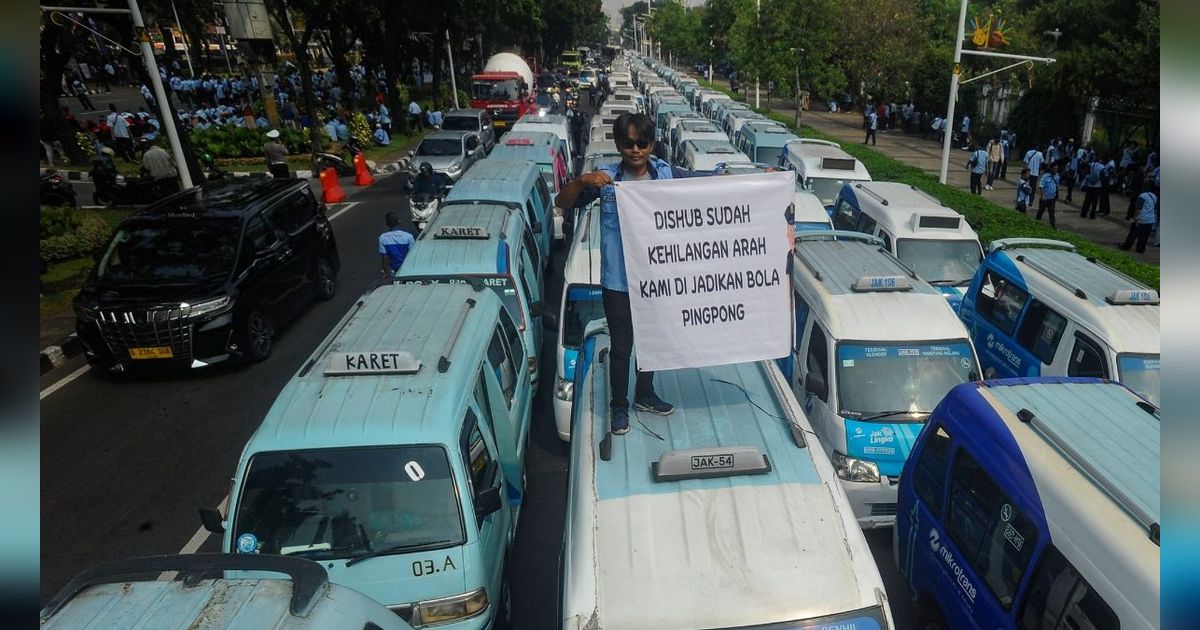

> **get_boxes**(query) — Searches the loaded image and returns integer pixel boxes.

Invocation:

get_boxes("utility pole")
[169,0,193,77]
[754,0,760,108]
[938,0,1055,184]
[129,0,193,188]
[446,30,459,109]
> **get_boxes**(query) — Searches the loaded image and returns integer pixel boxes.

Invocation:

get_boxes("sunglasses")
[617,138,652,150]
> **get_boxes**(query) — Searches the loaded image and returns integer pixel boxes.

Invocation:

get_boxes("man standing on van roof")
[379,212,415,275]
[555,112,712,435]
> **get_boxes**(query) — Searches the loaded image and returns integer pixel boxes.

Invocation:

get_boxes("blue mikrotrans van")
[734,120,800,164]
[395,202,549,384]
[207,282,533,629]
[958,238,1160,405]
[895,377,1159,630]
[444,158,556,256]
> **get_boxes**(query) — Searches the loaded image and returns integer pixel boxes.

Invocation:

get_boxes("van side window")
[1015,300,1068,364]
[912,425,952,516]
[462,411,497,498]
[535,176,551,211]
[833,198,857,230]
[946,448,1039,610]
[975,270,1029,336]
[805,325,829,402]
[1067,333,1109,378]
[521,227,542,272]
[516,257,537,314]
[1018,544,1119,630]
[275,190,316,234]
[487,328,517,406]
[879,231,893,252]
[855,212,878,235]
[244,214,278,253]
[793,291,810,352]
[498,306,524,368]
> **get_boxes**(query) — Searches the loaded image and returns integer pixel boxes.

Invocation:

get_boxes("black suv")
[74,178,340,371]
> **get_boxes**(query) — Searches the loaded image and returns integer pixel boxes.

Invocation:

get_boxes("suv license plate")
[129,346,174,360]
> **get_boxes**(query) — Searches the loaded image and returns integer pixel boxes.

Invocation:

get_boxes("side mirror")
[541,312,559,331]
[804,372,827,399]
[529,301,544,317]
[198,507,225,534]
[532,220,543,233]
[467,148,477,157]
[475,486,502,519]
[407,150,414,158]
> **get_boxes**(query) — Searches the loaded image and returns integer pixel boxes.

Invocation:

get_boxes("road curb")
[40,333,85,376]
[43,158,407,183]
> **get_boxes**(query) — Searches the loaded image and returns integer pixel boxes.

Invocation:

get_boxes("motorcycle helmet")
[419,162,433,176]
[100,147,115,157]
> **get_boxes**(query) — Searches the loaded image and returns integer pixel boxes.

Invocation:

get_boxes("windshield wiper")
[856,409,930,423]
[345,539,457,567]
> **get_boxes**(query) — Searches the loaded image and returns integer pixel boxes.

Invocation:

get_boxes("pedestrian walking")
[1023,145,1044,181]
[1035,163,1060,229]
[72,79,95,111]
[864,109,877,145]
[986,136,1002,189]
[1098,156,1115,216]
[103,61,116,91]
[106,104,134,162]
[958,114,971,149]
[408,99,423,131]
[263,129,290,178]
[1080,157,1104,218]
[1119,183,1158,253]
[552,112,714,435]
[1015,168,1032,213]
[1000,130,1015,179]
[379,212,416,275]
[967,143,988,194]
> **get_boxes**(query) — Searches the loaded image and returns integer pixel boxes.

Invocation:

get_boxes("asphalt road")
[40,111,915,629]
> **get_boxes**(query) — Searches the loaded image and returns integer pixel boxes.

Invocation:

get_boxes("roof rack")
[794,229,884,246]
[41,554,330,622]
[438,297,477,373]
[988,237,1076,254]
[1016,408,1159,545]
[300,298,367,377]
[855,182,889,206]
[1015,254,1088,300]
[785,137,840,148]
[908,185,947,207]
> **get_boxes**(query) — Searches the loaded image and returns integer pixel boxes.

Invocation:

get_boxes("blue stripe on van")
[844,419,921,477]
[496,241,509,274]
[563,348,579,381]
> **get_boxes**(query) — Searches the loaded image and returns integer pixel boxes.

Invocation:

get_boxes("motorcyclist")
[410,162,440,197]
[90,147,119,189]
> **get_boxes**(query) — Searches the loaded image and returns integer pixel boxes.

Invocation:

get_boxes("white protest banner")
[614,171,795,371]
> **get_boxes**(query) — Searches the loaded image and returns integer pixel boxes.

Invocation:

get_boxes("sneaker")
[611,406,630,435]
[634,393,675,416]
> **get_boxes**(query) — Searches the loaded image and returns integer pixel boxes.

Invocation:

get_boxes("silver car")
[406,130,482,185]
[439,108,495,154]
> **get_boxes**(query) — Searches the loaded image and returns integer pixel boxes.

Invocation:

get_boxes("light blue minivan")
[445,158,556,257]
[205,282,532,629]
[395,202,548,385]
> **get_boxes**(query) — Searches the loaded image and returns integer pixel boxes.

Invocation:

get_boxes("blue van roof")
[444,159,540,206]
[246,283,501,451]
[596,360,821,501]
[396,203,516,277]
[981,378,1159,525]
[489,131,560,163]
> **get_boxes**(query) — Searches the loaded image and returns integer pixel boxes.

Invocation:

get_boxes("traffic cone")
[320,166,346,203]
[353,152,375,186]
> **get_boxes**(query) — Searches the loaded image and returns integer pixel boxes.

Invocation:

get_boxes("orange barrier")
[319,166,347,203]
[353,152,375,186]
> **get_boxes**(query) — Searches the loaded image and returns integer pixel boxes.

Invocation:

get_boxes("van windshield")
[895,238,982,286]
[562,285,603,348]
[756,146,783,163]
[396,276,525,327]
[836,342,975,419]
[807,177,854,206]
[232,446,464,561]
[1118,353,1160,406]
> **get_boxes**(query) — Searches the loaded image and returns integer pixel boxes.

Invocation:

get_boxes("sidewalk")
[710,79,1158,266]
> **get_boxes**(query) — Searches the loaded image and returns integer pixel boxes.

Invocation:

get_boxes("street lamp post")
[754,0,760,108]
[129,0,193,188]
[445,30,459,109]
[169,0,193,77]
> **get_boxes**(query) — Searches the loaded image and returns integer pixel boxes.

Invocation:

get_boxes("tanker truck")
[470,53,537,131]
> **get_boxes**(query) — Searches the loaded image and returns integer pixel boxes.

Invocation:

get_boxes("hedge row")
[40,208,112,263]
[695,80,1158,289]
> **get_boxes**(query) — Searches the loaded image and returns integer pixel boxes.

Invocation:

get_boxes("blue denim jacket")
[575,156,709,292]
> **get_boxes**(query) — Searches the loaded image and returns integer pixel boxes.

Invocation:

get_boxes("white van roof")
[980,380,1160,629]
[793,232,969,342]
[564,333,890,630]
[987,240,1159,354]
[846,181,980,241]
[784,138,872,181]
[794,190,834,227]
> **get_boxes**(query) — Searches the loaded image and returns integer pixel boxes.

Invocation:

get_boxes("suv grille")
[92,307,195,363]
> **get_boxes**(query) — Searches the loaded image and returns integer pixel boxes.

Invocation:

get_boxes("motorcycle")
[313,139,364,177]
[40,171,77,207]
[410,177,453,231]
[90,168,180,207]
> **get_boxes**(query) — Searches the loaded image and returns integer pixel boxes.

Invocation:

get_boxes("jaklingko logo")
[929,528,977,603]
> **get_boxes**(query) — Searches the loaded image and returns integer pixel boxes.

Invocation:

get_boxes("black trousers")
[1036,198,1058,229]
[970,172,983,194]
[268,162,290,178]
[1081,187,1100,218]
[602,289,654,410]
[864,128,876,145]
[1000,157,1009,179]
[1098,183,1111,215]
[1121,221,1153,253]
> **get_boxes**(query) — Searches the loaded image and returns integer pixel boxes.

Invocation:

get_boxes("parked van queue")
[52,51,1158,630]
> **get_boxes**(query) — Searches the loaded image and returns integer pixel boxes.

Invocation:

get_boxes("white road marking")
[39,365,90,400]
[41,198,365,401]
[326,200,360,222]
[159,494,229,580]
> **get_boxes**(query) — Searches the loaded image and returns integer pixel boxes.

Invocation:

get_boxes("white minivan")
[779,138,872,210]
[552,202,603,440]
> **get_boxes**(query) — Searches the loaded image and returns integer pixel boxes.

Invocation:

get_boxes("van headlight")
[414,588,489,625]
[831,450,880,483]
[554,376,574,402]
[183,296,232,318]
